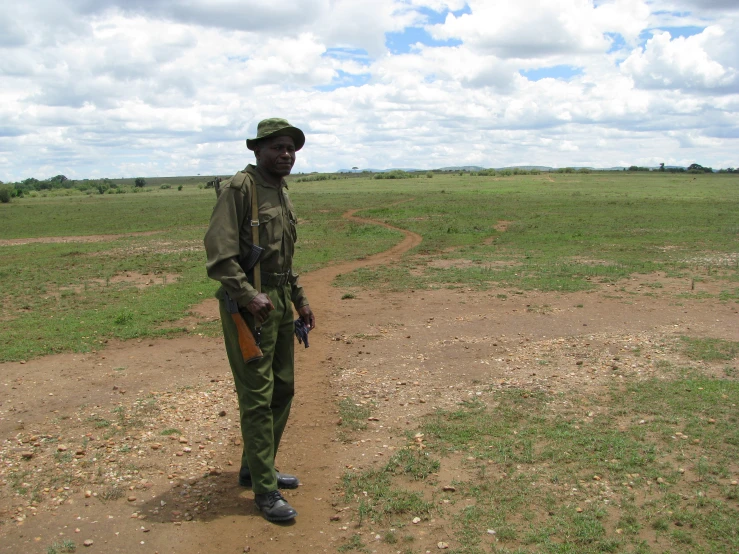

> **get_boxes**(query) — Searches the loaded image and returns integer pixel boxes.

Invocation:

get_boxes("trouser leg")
[218,284,294,494]
[270,285,296,456]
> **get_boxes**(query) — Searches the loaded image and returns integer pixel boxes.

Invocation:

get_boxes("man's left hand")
[298,305,315,330]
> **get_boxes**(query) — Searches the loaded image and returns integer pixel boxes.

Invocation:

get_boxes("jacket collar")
[245,164,288,189]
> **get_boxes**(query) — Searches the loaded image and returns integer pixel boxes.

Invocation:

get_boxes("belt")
[258,271,290,287]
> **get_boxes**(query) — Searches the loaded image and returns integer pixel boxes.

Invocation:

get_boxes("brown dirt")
[0,231,164,247]
[1,211,737,553]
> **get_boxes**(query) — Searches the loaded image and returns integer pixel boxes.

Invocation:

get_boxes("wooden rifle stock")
[231,312,263,363]
[224,291,263,363]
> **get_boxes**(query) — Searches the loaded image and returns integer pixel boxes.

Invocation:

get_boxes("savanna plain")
[0,171,738,554]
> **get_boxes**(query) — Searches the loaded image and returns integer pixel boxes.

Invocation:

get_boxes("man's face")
[255,135,296,179]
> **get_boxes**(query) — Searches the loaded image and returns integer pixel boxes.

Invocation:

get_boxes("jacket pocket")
[258,206,283,250]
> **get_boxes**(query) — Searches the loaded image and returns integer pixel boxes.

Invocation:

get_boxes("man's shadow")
[137,471,296,527]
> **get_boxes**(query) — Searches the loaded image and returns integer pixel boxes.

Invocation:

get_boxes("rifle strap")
[250,178,262,300]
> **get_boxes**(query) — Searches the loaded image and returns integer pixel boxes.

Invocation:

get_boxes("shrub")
[177,185,183,191]
[160,184,171,189]
[0,186,11,203]
[134,177,147,188]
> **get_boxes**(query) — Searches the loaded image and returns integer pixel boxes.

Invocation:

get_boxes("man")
[204,118,315,522]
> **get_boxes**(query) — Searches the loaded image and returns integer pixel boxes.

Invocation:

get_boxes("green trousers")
[218,284,295,494]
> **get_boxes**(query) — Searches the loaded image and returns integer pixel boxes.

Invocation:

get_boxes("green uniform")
[204,164,308,494]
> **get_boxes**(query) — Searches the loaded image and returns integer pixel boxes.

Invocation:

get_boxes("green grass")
[681,337,739,361]
[2,172,737,361]
[0,187,400,361]
[335,172,739,293]
[339,397,371,433]
[342,449,437,525]
[412,377,739,553]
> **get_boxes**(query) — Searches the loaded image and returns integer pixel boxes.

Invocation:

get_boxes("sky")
[1,0,738,181]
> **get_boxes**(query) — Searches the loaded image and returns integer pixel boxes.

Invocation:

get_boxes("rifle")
[222,243,265,363]
[224,290,263,363]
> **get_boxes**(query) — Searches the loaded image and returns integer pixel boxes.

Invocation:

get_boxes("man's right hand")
[246,293,275,324]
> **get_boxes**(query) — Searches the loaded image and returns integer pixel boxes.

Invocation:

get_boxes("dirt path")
[0,231,166,247]
[0,209,422,554]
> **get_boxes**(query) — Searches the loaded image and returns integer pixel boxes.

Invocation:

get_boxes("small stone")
[656,477,665,484]
[127,496,137,502]
[412,517,421,524]
[57,445,68,452]
[442,486,456,492]
[576,507,583,513]
[330,515,340,521]
[83,539,93,547]
[219,410,227,417]
[708,418,716,424]
[182,447,192,453]
[85,491,92,498]
[437,542,449,549]
[730,480,738,486]
[150,444,161,450]
[21,452,34,459]
[178,437,188,444]
[593,475,601,481]
[243,547,251,553]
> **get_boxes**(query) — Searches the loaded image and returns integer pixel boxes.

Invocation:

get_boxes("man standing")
[204,118,315,522]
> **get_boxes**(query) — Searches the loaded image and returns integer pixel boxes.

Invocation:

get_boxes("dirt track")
[1,210,737,553]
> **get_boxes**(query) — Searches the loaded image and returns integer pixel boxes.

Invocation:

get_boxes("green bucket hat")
[246,118,305,151]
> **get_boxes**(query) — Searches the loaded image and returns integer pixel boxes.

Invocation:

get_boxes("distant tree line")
[0,175,153,203]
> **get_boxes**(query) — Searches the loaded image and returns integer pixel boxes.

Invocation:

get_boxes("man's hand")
[246,293,275,324]
[298,305,315,330]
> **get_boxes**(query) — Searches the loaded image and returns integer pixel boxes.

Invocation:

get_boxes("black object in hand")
[294,318,310,348]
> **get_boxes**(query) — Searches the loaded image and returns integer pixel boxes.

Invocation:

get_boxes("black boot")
[254,490,297,522]
[239,467,300,489]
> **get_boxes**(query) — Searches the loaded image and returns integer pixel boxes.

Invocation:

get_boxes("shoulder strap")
[250,180,261,296]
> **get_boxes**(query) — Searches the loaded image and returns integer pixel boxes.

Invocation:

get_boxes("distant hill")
[436,166,486,172]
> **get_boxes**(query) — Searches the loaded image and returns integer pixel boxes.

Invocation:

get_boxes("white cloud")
[428,0,651,59]
[0,0,737,181]
[621,27,737,91]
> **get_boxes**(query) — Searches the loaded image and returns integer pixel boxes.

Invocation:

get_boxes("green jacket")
[204,164,308,309]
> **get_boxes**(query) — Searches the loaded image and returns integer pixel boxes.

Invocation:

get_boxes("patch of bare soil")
[1,211,737,554]
[0,231,164,247]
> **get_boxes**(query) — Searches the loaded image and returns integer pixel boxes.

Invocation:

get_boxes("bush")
[374,170,416,180]
[134,177,147,188]
[177,185,183,191]
[160,184,171,189]
[0,186,11,203]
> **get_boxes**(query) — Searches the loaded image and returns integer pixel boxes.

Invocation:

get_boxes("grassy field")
[1,171,738,552]
[1,172,737,362]
[341,372,739,553]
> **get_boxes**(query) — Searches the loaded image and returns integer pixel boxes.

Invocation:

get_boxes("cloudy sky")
[1,0,738,180]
